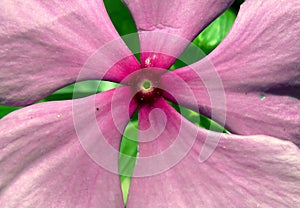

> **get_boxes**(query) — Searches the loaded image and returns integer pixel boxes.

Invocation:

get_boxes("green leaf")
[0,106,21,119]
[194,9,236,54]
[169,42,206,70]
[104,0,137,36]
[103,0,140,60]
[43,81,121,101]
[119,118,138,205]
[170,9,236,70]
[169,102,230,134]
[0,81,120,119]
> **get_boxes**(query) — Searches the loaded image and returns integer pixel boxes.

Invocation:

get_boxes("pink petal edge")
[127,99,300,208]
[0,87,137,207]
[161,0,300,145]
[122,0,234,68]
[0,0,140,106]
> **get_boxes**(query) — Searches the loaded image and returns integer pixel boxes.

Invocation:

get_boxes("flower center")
[125,68,165,105]
[141,79,153,92]
[135,78,162,104]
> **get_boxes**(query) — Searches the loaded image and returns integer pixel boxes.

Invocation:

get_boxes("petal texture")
[0,87,136,207]
[122,0,234,68]
[0,0,139,106]
[162,0,300,144]
[127,101,300,208]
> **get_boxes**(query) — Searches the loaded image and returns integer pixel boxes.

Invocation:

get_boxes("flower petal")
[125,98,198,177]
[161,0,300,145]
[127,101,300,207]
[122,0,234,68]
[0,87,136,207]
[0,0,140,106]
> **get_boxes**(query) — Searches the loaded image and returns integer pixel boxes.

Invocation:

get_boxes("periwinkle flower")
[0,0,300,208]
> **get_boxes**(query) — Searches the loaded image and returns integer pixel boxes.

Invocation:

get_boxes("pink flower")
[0,0,300,207]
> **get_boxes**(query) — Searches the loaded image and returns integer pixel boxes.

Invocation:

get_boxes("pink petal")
[127,100,300,207]
[122,0,234,68]
[0,0,140,106]
[0,87,137,207]
[161,0,300,144]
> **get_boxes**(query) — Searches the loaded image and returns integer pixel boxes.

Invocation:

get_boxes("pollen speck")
[145,57,151,66]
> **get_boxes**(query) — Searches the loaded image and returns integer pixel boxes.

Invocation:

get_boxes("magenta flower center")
[127,68,164,105]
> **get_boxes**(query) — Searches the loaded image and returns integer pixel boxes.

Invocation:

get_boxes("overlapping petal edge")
[161,0,300,145]
[0,0,299,207]
[128,99,300,207]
